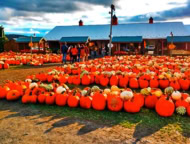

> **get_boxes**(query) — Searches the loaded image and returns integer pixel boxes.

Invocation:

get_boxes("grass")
[27,102,190,137]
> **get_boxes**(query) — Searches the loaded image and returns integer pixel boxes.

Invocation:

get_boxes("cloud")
[125,0,190,22]
[0,0,116,13]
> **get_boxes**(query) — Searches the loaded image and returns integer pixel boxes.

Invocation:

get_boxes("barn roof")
[60,36,89,43]
[44,22,190,41]
[185,25,190,34]
[16,37,44,43]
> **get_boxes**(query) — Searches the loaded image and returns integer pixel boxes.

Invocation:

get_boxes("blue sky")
[0,0,190,36]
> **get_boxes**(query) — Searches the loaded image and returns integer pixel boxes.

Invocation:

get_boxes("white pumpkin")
[29,82,38,89]
[81,90,87,96]
[25,79,32,83]
[120,91,133,101]
[56,86,66,94]
[171,91,182,100]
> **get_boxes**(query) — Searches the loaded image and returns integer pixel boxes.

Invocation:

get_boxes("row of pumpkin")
[0,52,63,69]
[0,80,190,117]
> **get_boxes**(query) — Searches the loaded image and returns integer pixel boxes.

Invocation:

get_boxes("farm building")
[4,34,27,52]
[15,37,47,53]
[44,18,190,55]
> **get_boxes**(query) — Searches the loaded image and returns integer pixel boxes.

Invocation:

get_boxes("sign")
[107,43,113,48]
[29,42,33,47]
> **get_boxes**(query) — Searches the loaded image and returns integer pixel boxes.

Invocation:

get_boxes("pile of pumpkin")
[0,52,62,68]
[28,56,190,91]
[0,80,190,117]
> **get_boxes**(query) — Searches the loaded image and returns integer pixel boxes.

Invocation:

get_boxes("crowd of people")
[61,42,109,64]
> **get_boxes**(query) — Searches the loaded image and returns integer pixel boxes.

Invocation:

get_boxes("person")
[84,44,89,61]
[105,44,109,56]
[102,46,106,57]
[77,44,81,62]
[94,45,98,58]
[71,45,78,63]
[67,45,73,63]
[80,44,85,62]
[61,42,68,64]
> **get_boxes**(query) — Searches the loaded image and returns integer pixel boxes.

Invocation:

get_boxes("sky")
[0,0,190,36]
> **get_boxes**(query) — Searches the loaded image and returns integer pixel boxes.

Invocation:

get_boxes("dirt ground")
[0,64,190,144]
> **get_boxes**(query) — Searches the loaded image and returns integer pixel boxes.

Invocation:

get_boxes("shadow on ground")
[0,99,190,142]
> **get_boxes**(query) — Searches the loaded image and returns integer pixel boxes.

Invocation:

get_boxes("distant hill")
[5,34,28,40]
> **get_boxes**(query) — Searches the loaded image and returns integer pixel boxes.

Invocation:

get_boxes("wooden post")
[186,43,188,51]
[161,40,164,55]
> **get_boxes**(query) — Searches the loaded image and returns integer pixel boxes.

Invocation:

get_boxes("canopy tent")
[112,36,143,43]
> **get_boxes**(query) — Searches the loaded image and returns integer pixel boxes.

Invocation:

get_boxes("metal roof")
[44,22,190,41]
[16,37,44,43]
[185,25,190,34]
[167,36,190,43]
[112,36,142,43]
[60,36,89,43]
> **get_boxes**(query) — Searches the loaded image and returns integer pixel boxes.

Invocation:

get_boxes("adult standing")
[80,44,85,62]
[84,44,89,61]
[67,45,73,63]
[105,44,109,56]
[61,42,68,64]
[71,45,78,63]
[77,44,81,62]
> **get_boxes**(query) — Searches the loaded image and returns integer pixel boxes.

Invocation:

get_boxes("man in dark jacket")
[61,42,68,64]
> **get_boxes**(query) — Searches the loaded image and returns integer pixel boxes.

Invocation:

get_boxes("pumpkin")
[72,76,81,85]
[104,88,111,95]
[139,79,149,89]
[179,79,189,91]
[119,75,129,88]
[129,78,139,89]
[120,90,133,101]
[109,75,119,86]
[6,90,21,101]
[175,98,189,108]
[176,106,186,115]
[171,91,181,101]
[107,95,123,112]
[100,75,109,87]
[0,86,9,99]
[67,95,79,108]
[159,79,169,89]
[164,87,174,96]
[111,85,120,92]
[92,92,106,111]
[81,74,91,85]
[145,95,158,109]
[38,92,49,104]
[55,93,68,106]
[80,96,92,109]
[169,80,181,91]
[150,79,159,88]
[45,93,56,105]
[124,96,141,113]
[155,96,175,117]
[56,86,66,94]
[29,82,38,89]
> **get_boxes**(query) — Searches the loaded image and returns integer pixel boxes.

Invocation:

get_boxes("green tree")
[0,25,8,52]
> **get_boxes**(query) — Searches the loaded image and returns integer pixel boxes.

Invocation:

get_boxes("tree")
[0,25,8,52]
